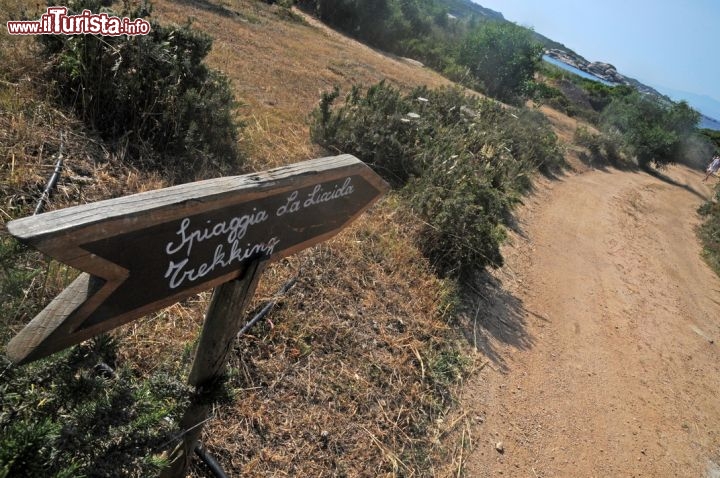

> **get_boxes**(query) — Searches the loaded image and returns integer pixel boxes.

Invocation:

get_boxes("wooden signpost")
[4,154,388,476]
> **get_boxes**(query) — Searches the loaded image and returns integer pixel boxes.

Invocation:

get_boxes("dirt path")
[459,165,720,477]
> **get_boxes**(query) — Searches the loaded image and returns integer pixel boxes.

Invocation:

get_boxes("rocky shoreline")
[545,48,662,97]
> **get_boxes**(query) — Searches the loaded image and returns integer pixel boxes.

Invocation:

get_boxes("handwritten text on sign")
[163,177,354,290]
[80,175,372,329]
[5,155,388,363]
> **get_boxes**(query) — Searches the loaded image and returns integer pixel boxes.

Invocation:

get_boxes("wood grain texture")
[189,260,266,386]
[160,261,265,478]
[5,155,389,364]
[8,154,385,241]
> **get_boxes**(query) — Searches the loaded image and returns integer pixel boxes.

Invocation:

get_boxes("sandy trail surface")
[459,165,720,477]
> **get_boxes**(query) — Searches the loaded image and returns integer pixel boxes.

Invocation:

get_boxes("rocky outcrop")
[546,48,588,70]
[586,62,625,84]
[544,49,664,98]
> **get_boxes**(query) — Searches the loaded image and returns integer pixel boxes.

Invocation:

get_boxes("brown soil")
[5,1,720,475]
[152,0,454,170]
[456,164,720,477]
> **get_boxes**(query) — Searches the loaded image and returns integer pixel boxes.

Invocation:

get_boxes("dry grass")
[96,4,477,474]
[0,1,167,220]
[1,1,471,474]
[0,0,588,476]
[151,0,454,170]
[1,0,167,343]
[184,199,469,476]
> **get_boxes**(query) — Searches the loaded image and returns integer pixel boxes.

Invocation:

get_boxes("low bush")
[311,82,563,277]
[699,185,720,276]
[0,337,192,477]
[600,92,700,168]
[530,81,566,106]
[574,126,626,167]
[407,149,507,274]
[41,0,242,181]
[311,83,422,186]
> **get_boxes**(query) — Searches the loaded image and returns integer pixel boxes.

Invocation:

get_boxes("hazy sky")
[473,1,720,116]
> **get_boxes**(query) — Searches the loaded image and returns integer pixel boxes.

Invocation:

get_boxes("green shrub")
[600,92,700,168]
[311,82,422,185]
[441,62,479,90]
[0,337,192,477]
[41,0,241,180]
[530,81,565,104]
[407,150,507,275]
[575,126,602,155]
[700,129,720,151]
[458,21,543,104]
[481,106,565,178]
[699,185,720,276]
[574,126,626,167]
[311,82,563,276]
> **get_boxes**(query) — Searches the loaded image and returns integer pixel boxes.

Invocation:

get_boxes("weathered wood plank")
[7,154,382,240]
[160,260,265,478]
[5,155,389,364]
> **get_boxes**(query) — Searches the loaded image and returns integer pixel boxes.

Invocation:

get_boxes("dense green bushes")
[458,21,542,104]
[701,129,720,150]
[1,234,191,478]
[1,236,195,477]
[600,93,699,168]
[311,84,422,185]
[538,59,702,168]
[42,0,241,180]
[300,0,447,52]
[407,150,508,273]
[312,82,563,276]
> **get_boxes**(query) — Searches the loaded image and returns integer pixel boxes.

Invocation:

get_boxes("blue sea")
[543,55,720,130]
[700,115,720,131]
[542,55,615,86]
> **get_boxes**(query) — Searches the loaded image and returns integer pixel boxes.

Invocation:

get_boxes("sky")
[472,0,720,119]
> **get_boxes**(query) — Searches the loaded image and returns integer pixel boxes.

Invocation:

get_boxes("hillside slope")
[0,1,474,476]
[171,4,720,475]
[152,0,455,169]
[4,1,719,476]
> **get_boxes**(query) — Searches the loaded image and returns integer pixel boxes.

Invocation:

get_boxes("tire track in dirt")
[458,165,720,477]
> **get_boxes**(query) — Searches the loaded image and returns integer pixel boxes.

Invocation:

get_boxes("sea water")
[542,55,615,86]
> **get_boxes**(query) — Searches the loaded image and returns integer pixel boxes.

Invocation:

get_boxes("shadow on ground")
[642,165,710,202]
[455,271,535,373]
[576,148,637,173]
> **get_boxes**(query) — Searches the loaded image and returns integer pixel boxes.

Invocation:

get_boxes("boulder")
[587,62,624,83]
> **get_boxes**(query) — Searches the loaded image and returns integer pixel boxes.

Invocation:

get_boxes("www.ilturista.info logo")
[6,7,151,36]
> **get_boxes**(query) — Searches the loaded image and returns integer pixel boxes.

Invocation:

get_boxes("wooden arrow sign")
[6,154,389,364]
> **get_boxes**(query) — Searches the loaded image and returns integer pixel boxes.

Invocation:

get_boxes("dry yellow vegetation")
[0,1,481,475]
[152,0,454,169]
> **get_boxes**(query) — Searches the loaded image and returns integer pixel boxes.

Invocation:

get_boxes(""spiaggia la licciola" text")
[163,177,355,289]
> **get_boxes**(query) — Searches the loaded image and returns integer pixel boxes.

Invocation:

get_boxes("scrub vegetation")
[311,82,563,276]
[1,0,716,476]
[42,0,242,181]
